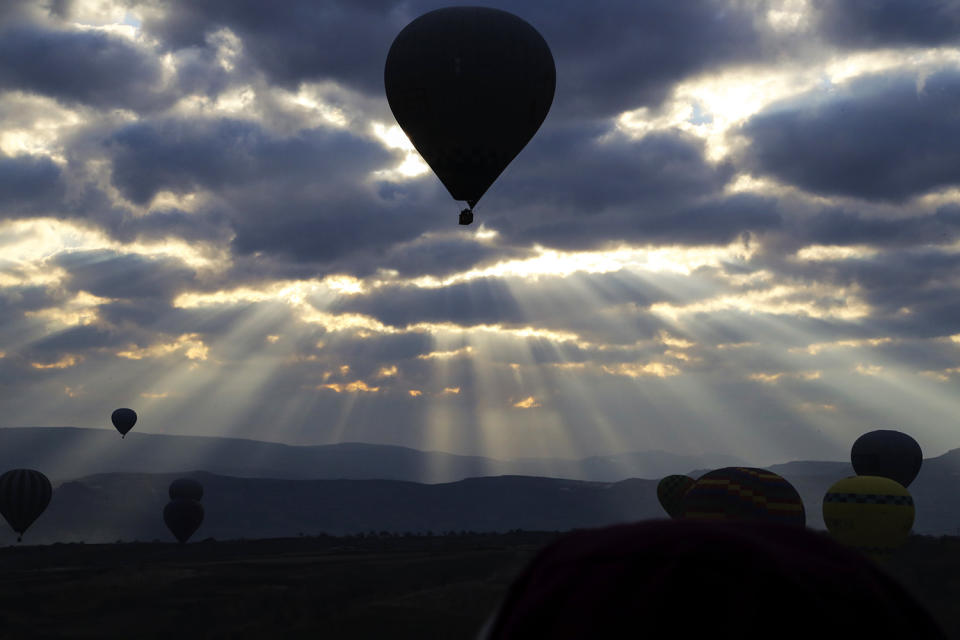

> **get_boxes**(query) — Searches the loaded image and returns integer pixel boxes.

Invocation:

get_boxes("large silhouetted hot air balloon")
[851,430,923,488]
[681,467,806,526]
[0,469,52,542]
[823,475,914,559]
[657,475,695,518]
[169,478,203,502]
[384,7,555,225]
[164,499,204,544]
[111,408,137,438]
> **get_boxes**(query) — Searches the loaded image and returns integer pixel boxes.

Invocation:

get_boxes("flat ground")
[0,532,955,639]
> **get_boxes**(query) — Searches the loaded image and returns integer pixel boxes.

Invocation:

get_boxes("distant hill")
[20,472,662,545]
[10,458,960,544]
[0,427,748,483]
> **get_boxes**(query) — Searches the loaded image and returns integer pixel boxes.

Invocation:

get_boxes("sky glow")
[1,0,960,464]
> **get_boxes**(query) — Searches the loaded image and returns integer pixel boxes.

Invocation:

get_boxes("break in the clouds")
[4,0,960,466]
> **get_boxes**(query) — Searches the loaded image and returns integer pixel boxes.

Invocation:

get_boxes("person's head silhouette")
[480,519,945,639]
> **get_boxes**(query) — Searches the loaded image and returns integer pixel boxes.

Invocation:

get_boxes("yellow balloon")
[822,475,914,558]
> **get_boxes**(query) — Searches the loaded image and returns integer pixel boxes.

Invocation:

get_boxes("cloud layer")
[2,0,960,464]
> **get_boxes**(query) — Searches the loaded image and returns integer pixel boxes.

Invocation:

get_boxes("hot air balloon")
[0,469,52,542]
[111,408,137,438]
[851,430,922,488]
[681,467,806,526]
[823,475,914,559]
[169,478,203,502]
[657,475,695,518]
[384,7,555,225]
[164,499,204,544]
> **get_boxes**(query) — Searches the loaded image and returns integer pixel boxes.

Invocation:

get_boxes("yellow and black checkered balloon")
[823,475,914,558]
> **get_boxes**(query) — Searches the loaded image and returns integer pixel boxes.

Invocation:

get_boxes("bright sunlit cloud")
[5,0,960,465]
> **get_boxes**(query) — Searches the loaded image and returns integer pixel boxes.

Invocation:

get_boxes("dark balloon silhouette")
[385,7,555,225]
[823,475,915,559]
[111,408,137,438]
[479,520,947,639]
[169,478,203,501]
[656,474,695,518]
[851,429,923,488]
[164,499,204,544]
[681,467,806,526]
[0,469,52,542]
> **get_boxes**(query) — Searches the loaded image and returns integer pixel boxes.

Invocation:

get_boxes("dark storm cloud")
[471,125,768,249]
[792,206,960,250]
[226,189,447,267]
[132,0,764,119]
[815,0,960,48]
[128,0,403,92]
[327,279,525,328]
[0,285,60,313]
[368,237,534,280]
[328,268,678,336]
[0,25,166,111]
[116,207,235,247]
[319,331,435,375]
[741,70,960,202]
[53,251,198,301]
[493,192,779,252]
[102,116,455,266]
[498,126,734,212]
[107,117,391,204]
[0,154,64,216]
[524,0,764,119]
[26,324,116,356]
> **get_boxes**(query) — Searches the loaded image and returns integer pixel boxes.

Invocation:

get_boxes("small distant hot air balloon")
[0,469,52,542]
[657,475,695,518]
[851,430,923,488]
[823,475,914,559]
[111,408,137,438]
[385,7,556,225]
[681,467,806,526]
[164,499,204,544]
[169,478,203,502]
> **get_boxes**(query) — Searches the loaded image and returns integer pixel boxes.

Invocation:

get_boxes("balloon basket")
[459,209,474,225]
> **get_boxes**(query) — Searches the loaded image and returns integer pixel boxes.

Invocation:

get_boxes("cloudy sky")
[2,0,960,464]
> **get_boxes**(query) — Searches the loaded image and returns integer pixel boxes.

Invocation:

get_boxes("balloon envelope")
[851,430,922,488]
[0,469,52,541]
[657,475,695,518]
[164,499,204,544]
[111,408,137,437]
[169,478,203,501]
[823,475,914,558]
[681,467,806,526]
[385,7,555,210]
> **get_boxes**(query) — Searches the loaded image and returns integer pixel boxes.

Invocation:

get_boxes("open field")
[0,531,955,639]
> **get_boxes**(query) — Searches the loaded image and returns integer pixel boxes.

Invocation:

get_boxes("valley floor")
[0,531,954,639]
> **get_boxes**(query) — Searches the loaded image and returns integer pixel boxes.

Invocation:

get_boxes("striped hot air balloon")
[681,467,806,526]
[823,475,914,559]
[0,469,52,542]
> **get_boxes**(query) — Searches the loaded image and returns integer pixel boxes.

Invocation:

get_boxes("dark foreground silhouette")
[0,529,955,638]
[482,520,947,639]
